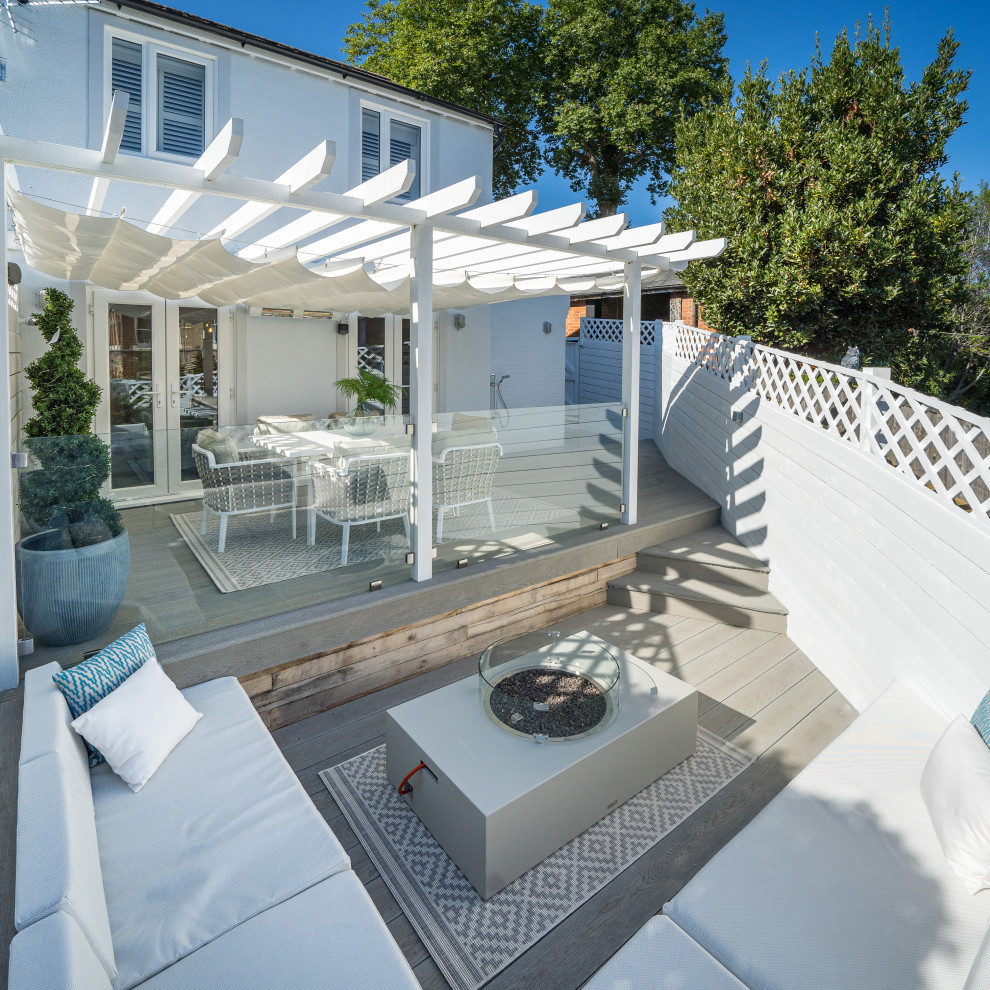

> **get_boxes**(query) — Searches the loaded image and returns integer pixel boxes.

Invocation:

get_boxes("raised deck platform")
[276,603,855,990]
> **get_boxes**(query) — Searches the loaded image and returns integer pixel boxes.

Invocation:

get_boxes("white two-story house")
[2,0,569,504]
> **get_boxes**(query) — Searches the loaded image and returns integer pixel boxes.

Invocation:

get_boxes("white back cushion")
[8,911,112,990]
[15,751,116,979]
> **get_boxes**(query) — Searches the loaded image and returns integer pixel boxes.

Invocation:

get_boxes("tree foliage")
[665,19,971,387]
[343,0,545,199]
[21,289,123,547]
[937,184,990,411]
[539,0,728,217]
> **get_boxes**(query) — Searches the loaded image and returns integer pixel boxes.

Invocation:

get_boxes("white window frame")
[104,25,217,163]
[359,99,431,200]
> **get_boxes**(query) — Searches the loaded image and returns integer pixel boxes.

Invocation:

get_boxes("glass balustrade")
[13,402,625,663]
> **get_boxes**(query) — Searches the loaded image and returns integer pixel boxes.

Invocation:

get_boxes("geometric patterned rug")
[171,488,579,593]
[320,729,753,990]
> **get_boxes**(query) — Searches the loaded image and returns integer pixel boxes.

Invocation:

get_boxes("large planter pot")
[16,529,130,646]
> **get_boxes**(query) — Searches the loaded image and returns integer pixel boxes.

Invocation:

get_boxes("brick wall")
[565,302,592,337]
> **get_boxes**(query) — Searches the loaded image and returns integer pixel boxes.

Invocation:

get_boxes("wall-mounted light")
[542,321,553,335]
[336,314,350,335]
[453,313,466,330]
[6,262,21,285]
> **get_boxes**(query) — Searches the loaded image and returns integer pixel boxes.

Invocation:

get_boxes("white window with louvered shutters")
[110,38,143,153]
[104,29,215,161]
[358,102,428,201]
[156,54,206,157]
[389,120,421,201]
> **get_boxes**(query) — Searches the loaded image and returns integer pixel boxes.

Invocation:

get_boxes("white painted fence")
[577,318,657,438]
[657,321,990,720]
[114,373,217,409]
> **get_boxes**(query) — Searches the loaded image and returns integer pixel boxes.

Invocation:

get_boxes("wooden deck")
[24,440,706,674]
[274,604,856,990]
[0,446,857,988]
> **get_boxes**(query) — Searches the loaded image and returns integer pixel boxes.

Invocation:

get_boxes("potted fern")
[16,289,130,646]
[334,369,404,435]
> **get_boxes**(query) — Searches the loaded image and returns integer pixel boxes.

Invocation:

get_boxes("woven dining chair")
[192,444,296,554]
[309,450,412,565]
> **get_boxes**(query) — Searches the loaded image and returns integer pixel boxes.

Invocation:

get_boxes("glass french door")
[93,292,231,501]
[354,314,435,415]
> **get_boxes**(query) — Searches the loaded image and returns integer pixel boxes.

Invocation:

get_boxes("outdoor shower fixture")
[491,373,510,420]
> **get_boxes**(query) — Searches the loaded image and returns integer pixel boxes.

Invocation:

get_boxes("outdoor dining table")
[250,428,407,544]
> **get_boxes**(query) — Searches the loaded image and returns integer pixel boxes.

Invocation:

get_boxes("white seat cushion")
[15,751,117,980]
[140,871,421,990]
[665,682,990,990]
[584,916,748,989]
[8,911,113,990]
[91,676,350,989]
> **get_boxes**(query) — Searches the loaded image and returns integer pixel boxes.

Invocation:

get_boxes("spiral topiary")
[20,289,124,548]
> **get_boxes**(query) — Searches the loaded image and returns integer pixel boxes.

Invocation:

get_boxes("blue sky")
[173,0,989,225]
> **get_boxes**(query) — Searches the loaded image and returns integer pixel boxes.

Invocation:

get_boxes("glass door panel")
[357,317,387,377]
[172,306,219,483]
[106,302,165,494]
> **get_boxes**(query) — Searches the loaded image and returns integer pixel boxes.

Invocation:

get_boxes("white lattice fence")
[671,323,990,530]
[577,318,657,438]
[357,345,385,374]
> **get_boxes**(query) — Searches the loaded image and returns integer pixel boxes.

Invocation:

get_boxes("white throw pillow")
[921,715,990,895]
[71,659,202,793]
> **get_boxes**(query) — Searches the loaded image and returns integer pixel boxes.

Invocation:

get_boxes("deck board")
[279,603,856,990]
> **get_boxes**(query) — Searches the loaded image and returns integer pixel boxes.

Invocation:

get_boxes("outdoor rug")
[320,729,753,990]
[171,489,579,593]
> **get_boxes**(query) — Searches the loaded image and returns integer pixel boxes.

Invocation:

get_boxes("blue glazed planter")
[16,529,130,646]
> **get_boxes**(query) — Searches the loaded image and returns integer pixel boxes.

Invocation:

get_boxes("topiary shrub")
[20,289,124,548]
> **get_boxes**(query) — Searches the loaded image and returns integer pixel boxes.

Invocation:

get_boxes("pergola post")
[621,258,642,526]
[408,223,434,582]
[0,158,20,690]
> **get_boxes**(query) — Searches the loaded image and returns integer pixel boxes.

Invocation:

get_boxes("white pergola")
[0,106,725,688]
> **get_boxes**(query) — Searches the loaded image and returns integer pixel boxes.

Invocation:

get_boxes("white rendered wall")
[657,327,990,720]
[489,297,568,410]
[1,3,496,426]
[437,306,492,413]
[238,315,339,424]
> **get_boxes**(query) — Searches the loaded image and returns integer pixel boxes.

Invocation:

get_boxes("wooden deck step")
[607,573,788,632]
[636,525,770,592]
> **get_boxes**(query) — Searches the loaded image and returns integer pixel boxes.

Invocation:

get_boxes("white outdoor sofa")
[586,681,990,990]
[8,662,421,990]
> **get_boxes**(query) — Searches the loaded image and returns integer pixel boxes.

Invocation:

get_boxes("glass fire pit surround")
[479,630,621,742]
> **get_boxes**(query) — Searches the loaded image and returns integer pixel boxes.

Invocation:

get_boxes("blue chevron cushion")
[53,624,156,766]
[972,690,990,749]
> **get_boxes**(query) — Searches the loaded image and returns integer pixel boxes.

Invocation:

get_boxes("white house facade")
[2,0,558,503]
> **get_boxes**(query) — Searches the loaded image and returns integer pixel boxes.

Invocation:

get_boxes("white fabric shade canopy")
[7,188,691,316]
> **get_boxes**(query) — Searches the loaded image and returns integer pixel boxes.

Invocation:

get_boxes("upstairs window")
[108,34,214,160]
[361,106,424,201]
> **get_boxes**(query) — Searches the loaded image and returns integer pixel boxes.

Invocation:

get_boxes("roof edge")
[106,0,500,129]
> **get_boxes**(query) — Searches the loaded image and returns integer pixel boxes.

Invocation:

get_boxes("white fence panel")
[657,321,990,721]
[577,318,657,438]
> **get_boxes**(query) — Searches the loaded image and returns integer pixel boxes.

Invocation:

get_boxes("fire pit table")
[384,630,698,899]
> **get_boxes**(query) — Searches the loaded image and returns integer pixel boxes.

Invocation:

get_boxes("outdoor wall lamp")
[7,262,21,285]
[337,317,350,335]
[453,313,467,330]
[543,321,552,335]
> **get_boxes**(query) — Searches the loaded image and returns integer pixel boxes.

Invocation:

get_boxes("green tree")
[343,0,545,199]
[21,289,123,547]
[539,0,729,217]
[937,183,990,411]
[665,18,971,388]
